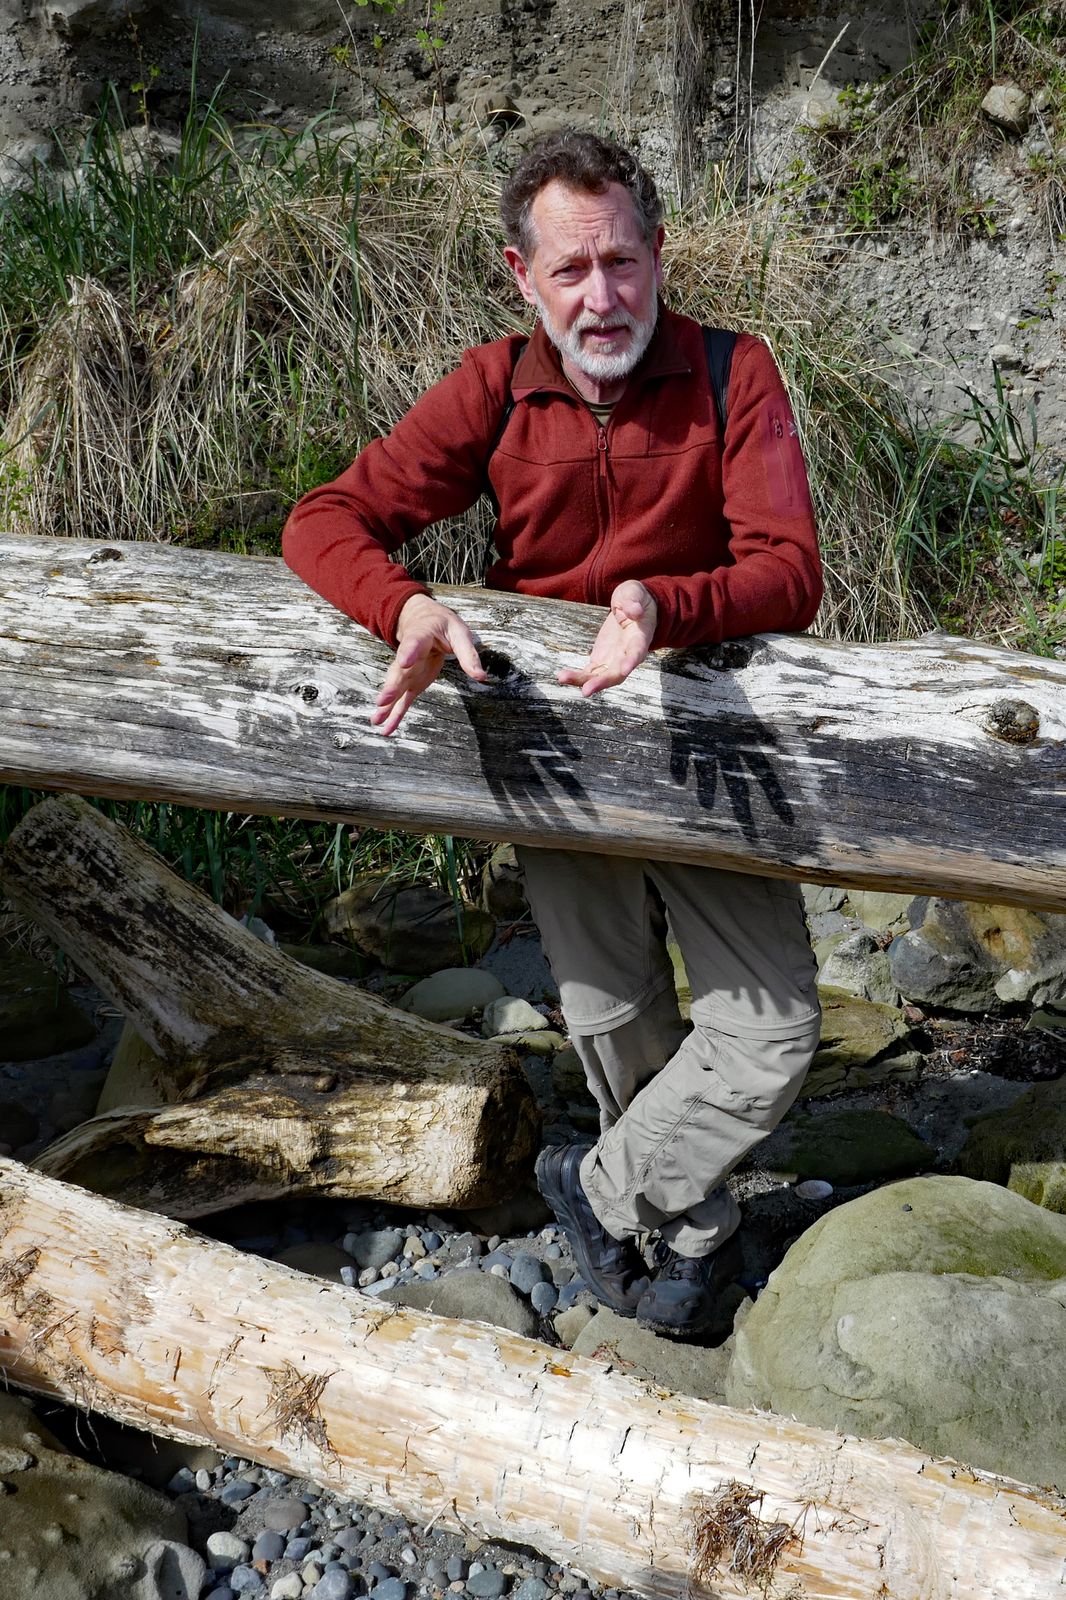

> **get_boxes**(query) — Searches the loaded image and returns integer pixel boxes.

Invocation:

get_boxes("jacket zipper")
[585,421,611,602]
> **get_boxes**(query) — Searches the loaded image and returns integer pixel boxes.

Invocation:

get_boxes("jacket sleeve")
[641,336,823,649]
[282,349,503,646]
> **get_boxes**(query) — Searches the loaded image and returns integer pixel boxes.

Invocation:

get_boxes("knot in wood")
[983,698,1040,745]
[87,546,123,564]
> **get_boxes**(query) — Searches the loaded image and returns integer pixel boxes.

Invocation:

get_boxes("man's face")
[504,179,663,389]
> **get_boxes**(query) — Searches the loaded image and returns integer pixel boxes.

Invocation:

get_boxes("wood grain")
[1,534,1064,906]
[2,1158,1065,1600]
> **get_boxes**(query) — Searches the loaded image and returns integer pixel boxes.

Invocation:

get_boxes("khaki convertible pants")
[517,847,822,1259]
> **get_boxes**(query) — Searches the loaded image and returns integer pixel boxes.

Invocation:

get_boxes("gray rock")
[0,1393,187,1600]
[572,1310,734,1400]
[271,1578,304,1600]
[370,1581,407,1600]
[802,884,847,915]
[206,1532,251,1571]
[312,1569,355,1599]
[726,1176,1066,1491]
[131,1540,208,1600]
[818,930,899,1004]
[323,876,495,974]
[890,898,1066,1011]
[482,996,547,1036]
[509,1251,549,1294]
[251,1531,286,1562]
[467,1567,507,1598]
[400,967,506,1021]
[844,890,914,934]
[981,81,1030,134]
[530,1280,558,1314]
[804,989,920,1097]
[552,1304,595,1347]
[261,1495,309,1532]
[348,1227,405,1270]
[378,1269,540,1336]
[514,1582,551,1600]
[0,135,53,196]
[439,1230,484,1266]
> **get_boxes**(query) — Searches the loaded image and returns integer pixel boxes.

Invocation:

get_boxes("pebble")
[530,1281,558,1314]
[253,1531,287,1562]
[312,1569,355,1599]
[371,1581,408,1600]
[509,1253,548,1294]
[271,1578,303,1600]
[467,1567,507,1598]
[230,1567,266,1593]
[284,1536,314,1560]
[349,1227,405,1269]
[167,1466,196,1494]
[544,1243,562,1260]
[220,1478,259,1506]
[367,1561,393,1583]
[514,1583,551,1600]
[264,1496,311,1532]
[196,1468,215,1491]
[446,1558,468,1582]
[207,1532,252,1571]
[205,1589,237,1600]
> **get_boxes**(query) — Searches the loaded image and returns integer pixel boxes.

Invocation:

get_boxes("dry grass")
[689,1481,797,1595]
[0,109,1058,648]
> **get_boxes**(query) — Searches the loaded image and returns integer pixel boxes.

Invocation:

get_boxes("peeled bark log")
[1,1158,1065,1600]
[2,795,538,1212]
[1,534,1064,909]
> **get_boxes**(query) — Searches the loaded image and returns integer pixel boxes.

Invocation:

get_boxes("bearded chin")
[535,297,657,382]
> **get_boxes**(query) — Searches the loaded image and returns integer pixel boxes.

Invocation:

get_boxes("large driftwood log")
[2,1159,1065,1600]
[0,534,1064,909]
[2,796,538,1214]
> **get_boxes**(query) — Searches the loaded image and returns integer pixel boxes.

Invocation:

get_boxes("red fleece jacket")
[282,307,822,650]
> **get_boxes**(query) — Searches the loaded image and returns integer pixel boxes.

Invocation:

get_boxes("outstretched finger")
[445,619,489,684]
[371,687,416,737]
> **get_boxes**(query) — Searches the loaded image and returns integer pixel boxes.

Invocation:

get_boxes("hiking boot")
[535,1142,650,1316]
[635,1231,743,1338]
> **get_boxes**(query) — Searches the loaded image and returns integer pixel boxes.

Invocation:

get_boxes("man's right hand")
[371,594,488,737]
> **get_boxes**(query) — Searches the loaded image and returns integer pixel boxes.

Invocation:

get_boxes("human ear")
[504,244,539,308]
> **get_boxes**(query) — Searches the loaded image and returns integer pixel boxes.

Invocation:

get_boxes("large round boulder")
[725,1175,1066,1490]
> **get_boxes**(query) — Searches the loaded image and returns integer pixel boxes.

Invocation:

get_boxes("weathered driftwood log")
[0,534,1064,909]
[2,1160,1065,1600]
[2,796,538,1214]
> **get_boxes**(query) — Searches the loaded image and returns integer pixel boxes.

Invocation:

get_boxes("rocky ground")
[2,871,1065,1600]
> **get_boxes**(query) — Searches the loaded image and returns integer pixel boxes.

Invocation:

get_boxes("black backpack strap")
[483,339,527,516]
[701,325,737,437]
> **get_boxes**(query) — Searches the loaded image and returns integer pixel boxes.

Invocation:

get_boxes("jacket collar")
[510,303,691,399]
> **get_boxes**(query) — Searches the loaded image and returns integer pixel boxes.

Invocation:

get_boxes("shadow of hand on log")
[659,642,806,849]
[455,648,598,828]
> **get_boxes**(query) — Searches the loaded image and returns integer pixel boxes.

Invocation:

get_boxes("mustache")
[574,311,639,333]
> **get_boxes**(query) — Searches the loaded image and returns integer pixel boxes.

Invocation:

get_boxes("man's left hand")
[557,580,657,696]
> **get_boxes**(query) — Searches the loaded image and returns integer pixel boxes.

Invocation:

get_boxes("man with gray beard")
[283,130,823,1339]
